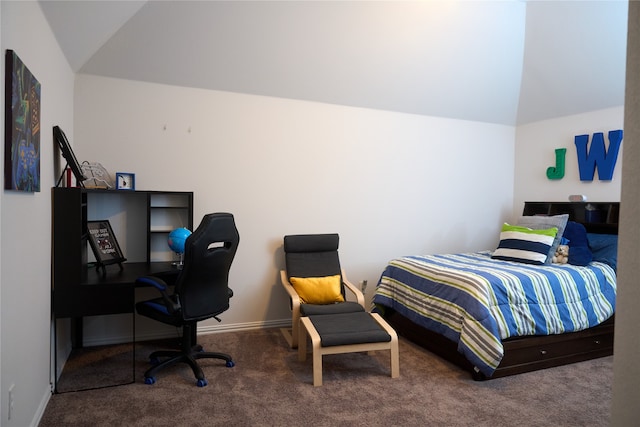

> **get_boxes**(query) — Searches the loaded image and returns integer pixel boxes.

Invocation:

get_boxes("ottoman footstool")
[298,311,399,386]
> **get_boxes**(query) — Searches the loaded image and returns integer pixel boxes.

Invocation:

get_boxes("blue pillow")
[563,221,592,266]
[587,233,618,271]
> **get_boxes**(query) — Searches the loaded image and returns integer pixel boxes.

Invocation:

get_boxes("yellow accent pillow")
[289,275,345,305]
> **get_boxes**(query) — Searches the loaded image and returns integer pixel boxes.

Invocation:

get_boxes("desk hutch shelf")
[51,187,193,319]
[522,201,619,234]
[51,187,193,392]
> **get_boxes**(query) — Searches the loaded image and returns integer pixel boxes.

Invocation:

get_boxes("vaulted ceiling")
[39,0,628,126]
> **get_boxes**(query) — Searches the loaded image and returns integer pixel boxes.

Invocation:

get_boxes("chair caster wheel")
[226,360,235,368]
[144,376,156,385]
[196,379,208,387]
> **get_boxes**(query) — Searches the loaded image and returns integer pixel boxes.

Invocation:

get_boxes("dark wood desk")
[54,262,179,319]
[51,187,193,392]
[55,262,180,346]
[52,187,192,338]
[53,262,180,393]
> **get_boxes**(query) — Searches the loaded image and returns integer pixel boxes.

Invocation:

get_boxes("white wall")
[513,107,624,214]
[0,2,628,426]
[1,1,76,426]
[74,75,515,333]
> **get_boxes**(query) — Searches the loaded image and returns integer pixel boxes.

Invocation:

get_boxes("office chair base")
[143,348,235,386]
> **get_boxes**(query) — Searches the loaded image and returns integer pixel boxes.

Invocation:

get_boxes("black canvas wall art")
[4,50,41,192]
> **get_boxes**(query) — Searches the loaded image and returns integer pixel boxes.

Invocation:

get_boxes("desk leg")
[71,317,83,348]
[131,312,136,384]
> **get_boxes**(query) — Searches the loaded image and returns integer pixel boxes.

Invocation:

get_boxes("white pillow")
[492,223,558,265]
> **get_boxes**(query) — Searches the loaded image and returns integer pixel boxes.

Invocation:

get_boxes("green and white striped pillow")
[492,223,558,265]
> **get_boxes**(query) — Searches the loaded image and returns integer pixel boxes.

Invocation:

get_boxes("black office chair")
[280,233,366,348]
[136,212,239,387]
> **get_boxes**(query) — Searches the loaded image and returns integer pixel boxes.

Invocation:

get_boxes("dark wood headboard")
[522,201,619,235]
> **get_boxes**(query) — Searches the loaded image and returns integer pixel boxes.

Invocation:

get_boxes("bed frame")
[382,201,619,380]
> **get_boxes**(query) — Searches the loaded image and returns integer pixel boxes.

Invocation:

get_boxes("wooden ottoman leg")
[389,334,400,379]
[300,317,324,386]
[298,318,308,362]
[371,313,400,378]
[312,340,323,387]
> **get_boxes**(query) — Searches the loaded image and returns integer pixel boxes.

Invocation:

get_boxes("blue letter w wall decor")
[574,130,623,181]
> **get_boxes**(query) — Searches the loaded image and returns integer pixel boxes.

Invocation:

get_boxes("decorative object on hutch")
[168,227,192,269]
[81,162,114,189]
[116,172,135,190]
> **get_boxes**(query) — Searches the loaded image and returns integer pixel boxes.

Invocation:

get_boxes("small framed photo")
[87,220,127,273]
[115,172,135,190]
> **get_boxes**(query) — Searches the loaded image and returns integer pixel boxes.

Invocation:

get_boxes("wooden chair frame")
[280,268,365,348]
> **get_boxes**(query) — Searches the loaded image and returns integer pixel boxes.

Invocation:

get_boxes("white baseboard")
[198,318,291,335]
[32,383,53,427]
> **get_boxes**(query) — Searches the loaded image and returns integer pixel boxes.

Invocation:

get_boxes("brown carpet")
[40,328,612,426]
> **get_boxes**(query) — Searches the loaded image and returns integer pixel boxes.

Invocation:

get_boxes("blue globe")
[168,227,192,254]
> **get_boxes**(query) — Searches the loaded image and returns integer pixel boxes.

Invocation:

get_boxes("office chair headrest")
[284,234,339,254]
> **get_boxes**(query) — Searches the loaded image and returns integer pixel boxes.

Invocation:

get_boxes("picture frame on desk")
[53,125,88,188]
[87,220,127,274]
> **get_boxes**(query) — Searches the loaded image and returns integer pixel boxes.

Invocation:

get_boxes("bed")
[373,201,619,380]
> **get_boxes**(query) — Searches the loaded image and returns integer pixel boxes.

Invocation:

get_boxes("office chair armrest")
[137,275,169,291]
[341,269,365,308]
[136,276,181,314]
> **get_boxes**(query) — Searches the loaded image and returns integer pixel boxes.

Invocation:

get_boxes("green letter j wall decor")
[546,148,566,180]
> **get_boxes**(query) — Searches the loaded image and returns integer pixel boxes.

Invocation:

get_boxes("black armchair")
[136,212,239,387]
[280,233,366,348]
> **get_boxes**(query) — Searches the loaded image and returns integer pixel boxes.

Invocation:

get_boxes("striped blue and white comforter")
[373,251,616,377]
